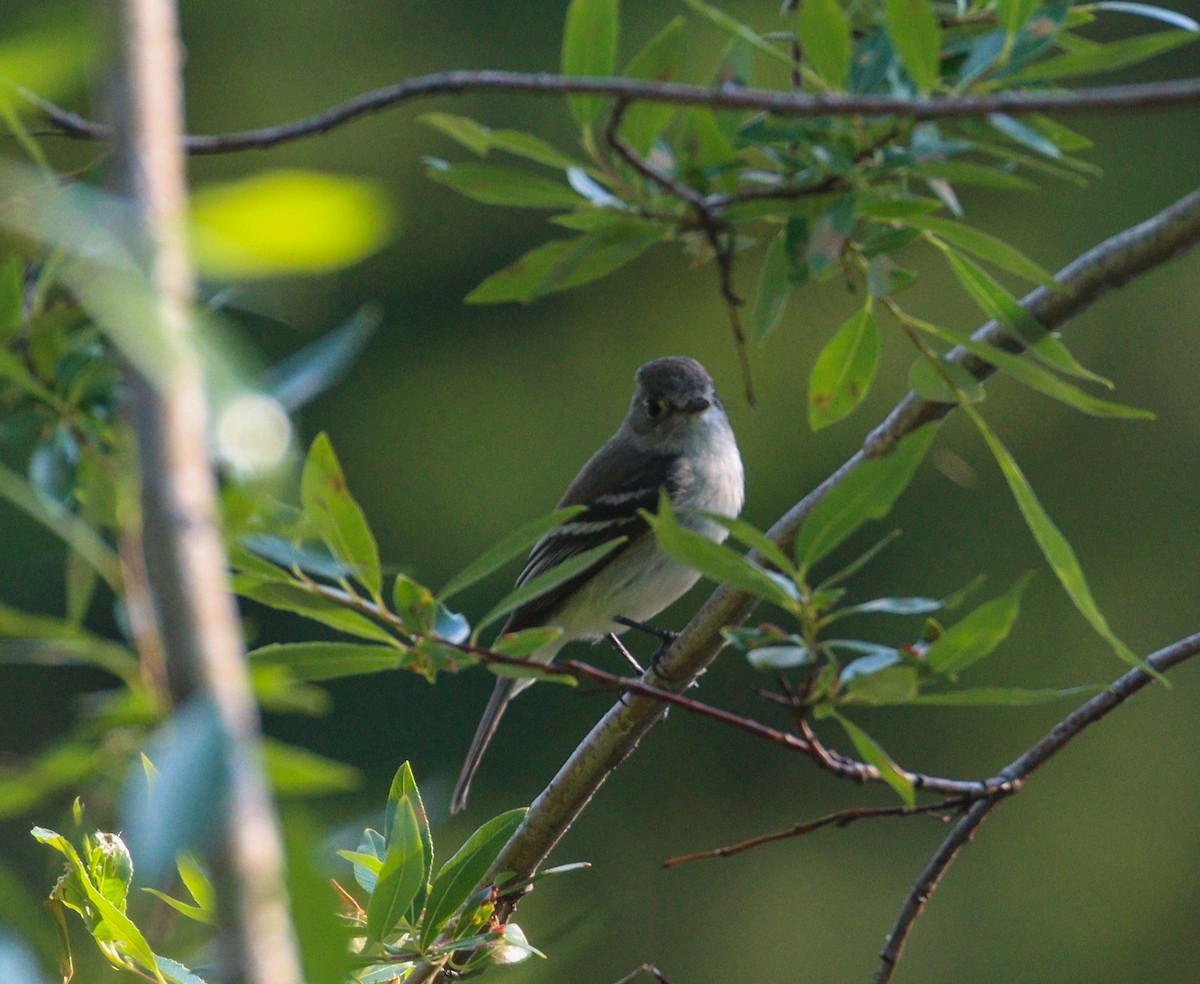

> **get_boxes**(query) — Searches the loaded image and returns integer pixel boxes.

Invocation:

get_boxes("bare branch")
[663,799,966,868]
[113,1,302,981]
[24,74,1200,155]
[873,629,1200,983]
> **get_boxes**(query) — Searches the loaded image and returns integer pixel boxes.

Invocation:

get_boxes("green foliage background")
[2,0,1199,980]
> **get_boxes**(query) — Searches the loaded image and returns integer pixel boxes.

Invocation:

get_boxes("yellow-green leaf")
[883,0,942,92]
[809,306,880,430]
[798,0,853,89]
[621,18,687,154]
[300,434,381,596]
[191,170,392,279]
[833,714,914,806]
[562,0,620,127]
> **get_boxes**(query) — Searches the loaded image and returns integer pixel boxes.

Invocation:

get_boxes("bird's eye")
[645,398,663,419]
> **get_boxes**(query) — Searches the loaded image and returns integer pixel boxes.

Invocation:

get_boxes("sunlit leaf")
[301,433,381,596]
[832,714,914,805]
[696,511,797,576]
[422,808,527,946]
[234,577,396,643]
[248,641,408,681]
[746,644,811,669]
[809,305,880,430]
[795,425,937,568]
[884,0,942,92]
[492,627,565,658]
[562,0,620,127]
[366,798,426,942]
[846,664,920,703]
[191,170,393,279]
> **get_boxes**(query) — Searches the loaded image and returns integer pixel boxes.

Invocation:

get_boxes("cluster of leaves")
[424,0,1196,319]
[422,0,1177,671]
[33,765,565,983]
[645,425,1093,805]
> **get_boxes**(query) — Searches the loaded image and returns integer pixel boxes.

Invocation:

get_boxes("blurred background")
[2,1,1199,981]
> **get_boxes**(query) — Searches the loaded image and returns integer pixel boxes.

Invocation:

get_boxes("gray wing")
[503,438,677,634]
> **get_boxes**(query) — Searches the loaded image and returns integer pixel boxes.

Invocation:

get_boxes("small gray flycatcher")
[450,356,745,814]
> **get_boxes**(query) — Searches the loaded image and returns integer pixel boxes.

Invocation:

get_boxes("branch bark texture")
[113,2,302,981]
[32,74,1200,154]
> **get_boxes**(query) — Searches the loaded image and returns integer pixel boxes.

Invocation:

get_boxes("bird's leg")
[615,616,680,680]
[606,632,645,675]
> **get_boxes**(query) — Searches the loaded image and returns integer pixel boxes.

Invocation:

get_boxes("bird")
[450,356,745,814]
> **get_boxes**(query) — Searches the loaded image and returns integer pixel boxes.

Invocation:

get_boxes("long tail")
[450,675,520,814]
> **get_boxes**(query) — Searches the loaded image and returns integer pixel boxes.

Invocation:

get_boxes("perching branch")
[26,74,1200,155]
[112,1,302,982]
[873,629,1200,984]
[410,185,1200,975]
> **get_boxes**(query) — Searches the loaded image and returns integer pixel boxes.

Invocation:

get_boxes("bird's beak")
[682,395,712,414]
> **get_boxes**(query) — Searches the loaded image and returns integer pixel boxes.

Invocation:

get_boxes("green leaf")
[683,0,791,66]
[492,627,565,658]
[855,196,943,220]
[902,216,1057,286]
[908,353,986,403]
[0,602,140,685]
[846,664,920,704]
[894,684,1097,706]
[262,305,380,412]
[620,18,686,154]
[476,537,629,634]
[938,246,1110,386]
[562,0,620,127]
[439,508,586,602]
[750,230,792,342]
[155,954,209,984]
[988,113,1062,159]
[695,512,797,577]
[384,762,433,926]
[142,888,214,925]
[925,574,1032,676]
[809,305,880,430]
[902,310,1154,419]
[421,808,527,945]
[191,170,392,279]
[366,798,427,942]
[796,425,937,568]
[32,827,165,982]
[907,161,1037,192]
[0,255,22,340]
[797,0,853,88]
[0,462,121,592]
[961,403,1140,668]
[233,578,396,643]
[248,642,408,680]
[466,224,666,304]
[301,433,381,596]
[419,114,582,169]
[883,0,943,92]
[1004,28,1197,83]
[264,740,361,797]
[178,854,215,913]
[838,596,945,617]
[646,492,798,609]
[997,0,1042,42]
[832,715,914,806]
[424,160,580,209]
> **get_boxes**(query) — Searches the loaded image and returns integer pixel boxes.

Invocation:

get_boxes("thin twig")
[873,630,1200,983]
[604,100,756,405]
[24,75,1200,154]
[663,798,966,867]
